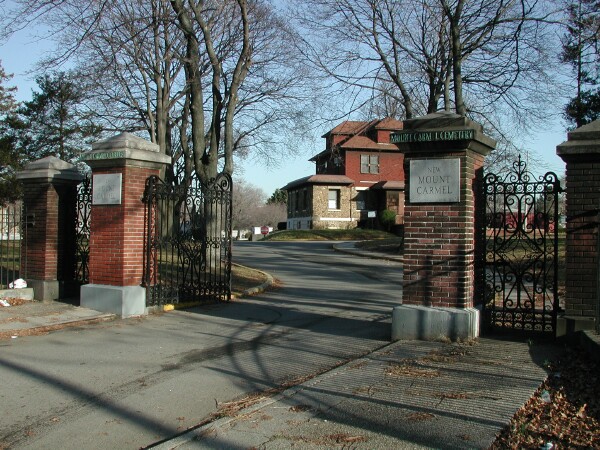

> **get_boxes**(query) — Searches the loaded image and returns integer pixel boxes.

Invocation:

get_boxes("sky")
[1,20,569,198]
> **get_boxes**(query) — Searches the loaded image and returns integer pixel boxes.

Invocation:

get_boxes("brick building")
[283,118,405,230]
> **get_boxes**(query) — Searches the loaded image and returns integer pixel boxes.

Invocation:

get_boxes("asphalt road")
[0,241,404,449]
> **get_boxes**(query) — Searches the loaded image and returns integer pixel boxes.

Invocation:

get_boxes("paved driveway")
[0,241,404,449]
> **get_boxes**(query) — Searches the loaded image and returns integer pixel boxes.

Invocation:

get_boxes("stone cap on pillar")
[557,120,600,161]
[83,132,172,169]
[393,111,496,156]
[16,156,84,184]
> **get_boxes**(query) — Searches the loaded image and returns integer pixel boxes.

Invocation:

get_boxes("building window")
[355,191,366,210]
[328,189,340,210]
[303,190,308,211]
[360,154,379,174]
[290,190,297,213]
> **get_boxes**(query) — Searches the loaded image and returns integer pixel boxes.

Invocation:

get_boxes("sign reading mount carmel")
[410,158,460,203]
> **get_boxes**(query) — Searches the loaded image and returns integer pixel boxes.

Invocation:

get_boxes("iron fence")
[0,203,24,289]
[143,173,233,306]
[482,156,562,334]
[74,175,91,285]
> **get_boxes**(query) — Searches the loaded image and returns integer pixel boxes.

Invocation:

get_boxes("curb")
[0,313,117,340]
[232,262,274,298]
[151,264,275,313]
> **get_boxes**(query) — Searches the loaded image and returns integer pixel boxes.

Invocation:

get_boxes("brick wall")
[402,151,485,308]
[345,151,404,187]
[89,166,158,286]
[20,180,79,282]
[562,159,600,317]
[21,183,55,280]
[556,122,600,325]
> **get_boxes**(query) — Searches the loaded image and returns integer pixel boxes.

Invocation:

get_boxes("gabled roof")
[312,117,404,162]
[282,174,354,191]
[321,118,403,138]
[321,120,375,138]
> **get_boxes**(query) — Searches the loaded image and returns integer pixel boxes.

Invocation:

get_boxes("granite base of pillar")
[81,284,146,318]
[0,288,35,301]
[391,305,479,341]
[556,314,596,338]
[28,279,60,302]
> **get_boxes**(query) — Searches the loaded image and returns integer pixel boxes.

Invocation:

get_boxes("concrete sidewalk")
[0,264,273,340]
[154,337,560,450]
[0,299,116,339]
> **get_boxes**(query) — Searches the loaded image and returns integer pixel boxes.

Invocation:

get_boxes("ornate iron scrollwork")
[74,175,92,284]
[143,173,233,306]
[482,156,562,334]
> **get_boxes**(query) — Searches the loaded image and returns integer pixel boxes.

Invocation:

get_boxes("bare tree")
[232,178,265,229]
[170,0,315,184]
[439,0,558,123]
[290,0,452,119]
[232,178,286,229]
[3,0,316,184]
[291,0,560,150]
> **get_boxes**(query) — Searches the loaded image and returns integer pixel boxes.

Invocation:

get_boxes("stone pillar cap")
[84,132,171,168]
[92,132,159,152]
[395,111,496,155]
[557,120,600,158]
[403,111,481,131]
[564,120,600,141]
[16,156,83,182]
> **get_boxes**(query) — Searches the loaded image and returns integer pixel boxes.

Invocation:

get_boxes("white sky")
[1,19,569,198]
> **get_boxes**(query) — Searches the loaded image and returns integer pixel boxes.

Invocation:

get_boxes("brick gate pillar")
[16,157,83,301]
[391,112,495,341]
[556,120,600,335]
[80,133,170,317]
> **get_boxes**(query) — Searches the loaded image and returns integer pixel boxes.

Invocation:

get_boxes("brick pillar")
[16,157,83,301]
[390,112,495,341]
[556,120,600,335]
[80,133,170,317]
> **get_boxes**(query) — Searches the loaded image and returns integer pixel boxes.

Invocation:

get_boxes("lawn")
[264,228,396,241]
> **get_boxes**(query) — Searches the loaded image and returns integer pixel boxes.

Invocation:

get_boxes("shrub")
[380,209,396,231]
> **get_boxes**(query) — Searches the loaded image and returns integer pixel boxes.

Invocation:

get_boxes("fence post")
[80,133,170,317]
[16,157,83,301]
[390,111,496,341]
[556,119,600,336]
[597,199,600,334]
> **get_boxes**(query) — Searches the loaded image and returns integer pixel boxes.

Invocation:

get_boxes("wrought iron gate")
[143,173,233,306]
[74,175,91,285]
[482,156,563,334]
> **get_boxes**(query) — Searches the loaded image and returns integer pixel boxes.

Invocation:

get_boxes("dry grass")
[231,264,269,293]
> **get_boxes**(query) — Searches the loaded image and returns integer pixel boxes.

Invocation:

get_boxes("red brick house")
[283,118,405,230]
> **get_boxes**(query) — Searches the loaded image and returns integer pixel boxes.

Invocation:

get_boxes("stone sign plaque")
[409,158,460,203]
[92,173,122,205]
